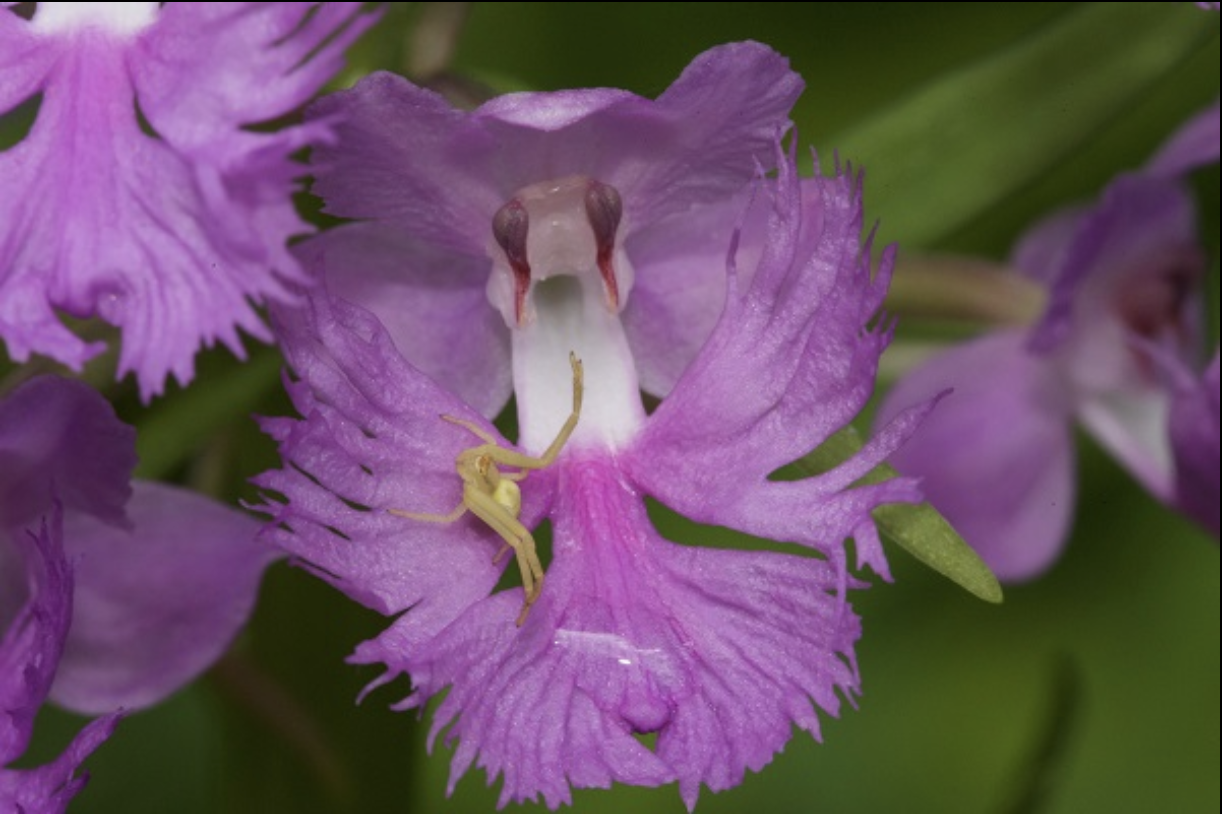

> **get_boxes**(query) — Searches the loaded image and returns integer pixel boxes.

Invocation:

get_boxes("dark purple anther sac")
[585,180,624,309]
[493,199,532,324]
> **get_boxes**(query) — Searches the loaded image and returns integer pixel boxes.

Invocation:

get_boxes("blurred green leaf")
[134,348,283,481]
[996,655,1083,814]
[30,688,224,814]
[797,426,1003,604]
[832,2,1214,246]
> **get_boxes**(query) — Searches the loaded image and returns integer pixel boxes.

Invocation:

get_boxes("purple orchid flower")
[258,41,932,805]
[257,70,931,807]
[0,2,378,400]
[0,376,274,714]
[875,101,1220,580]
[1,510,118,814]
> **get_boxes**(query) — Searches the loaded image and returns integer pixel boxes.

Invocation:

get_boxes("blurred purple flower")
[0,376,275,714]
[0,2,377,400]
[0,511,118,813]
[1165,350,1220,537]
[876,101,1220,579]
[258,84,929,807]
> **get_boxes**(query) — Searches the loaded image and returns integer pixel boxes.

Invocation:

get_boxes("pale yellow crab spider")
[389,352,583,626]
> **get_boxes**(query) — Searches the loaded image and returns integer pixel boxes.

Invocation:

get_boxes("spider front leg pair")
[390,352,584,627]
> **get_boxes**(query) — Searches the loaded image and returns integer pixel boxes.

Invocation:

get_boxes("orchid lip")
[487,176,634,328]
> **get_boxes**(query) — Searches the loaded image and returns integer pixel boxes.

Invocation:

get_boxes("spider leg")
[465,488,545,627]
[480,352,584,472]
[387,504,468,523]
[440,414,501,446]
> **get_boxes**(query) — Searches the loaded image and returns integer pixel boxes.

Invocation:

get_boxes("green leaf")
[831,2,1214,246]
[797,426,1003,603]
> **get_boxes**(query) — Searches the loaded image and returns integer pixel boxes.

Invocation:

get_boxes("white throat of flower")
[32,2,159,35]
[488,176,645,453]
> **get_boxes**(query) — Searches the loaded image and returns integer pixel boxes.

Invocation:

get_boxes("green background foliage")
[11,3,1219,812]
